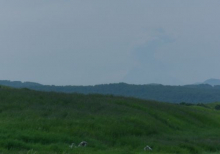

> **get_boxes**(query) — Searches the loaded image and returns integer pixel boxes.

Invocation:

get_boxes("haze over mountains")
[203,78,220,86]
[1,79,220,104]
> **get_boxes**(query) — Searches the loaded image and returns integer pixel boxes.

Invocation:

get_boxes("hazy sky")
[1,1,220,85]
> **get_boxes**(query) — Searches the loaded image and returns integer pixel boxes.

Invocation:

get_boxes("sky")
[0,0,220,86]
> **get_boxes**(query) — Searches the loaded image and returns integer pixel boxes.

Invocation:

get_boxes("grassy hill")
[1,80,220,103]
[0,86,220,153]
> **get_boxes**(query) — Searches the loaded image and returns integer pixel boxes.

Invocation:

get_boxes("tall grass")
[0,87,220,153]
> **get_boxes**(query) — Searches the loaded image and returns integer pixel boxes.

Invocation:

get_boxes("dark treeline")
[1,80,220,103]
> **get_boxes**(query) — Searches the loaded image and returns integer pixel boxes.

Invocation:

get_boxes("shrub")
[215,105,220,110]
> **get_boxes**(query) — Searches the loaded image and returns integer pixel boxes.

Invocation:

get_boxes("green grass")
[0,87,220,153]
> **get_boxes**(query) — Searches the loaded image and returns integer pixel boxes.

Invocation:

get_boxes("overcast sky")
[0,1,220,85]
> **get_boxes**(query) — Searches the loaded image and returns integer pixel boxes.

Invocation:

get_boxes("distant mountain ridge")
[1,80,220,103]
[203,78,220,86]
[0,80,42,88]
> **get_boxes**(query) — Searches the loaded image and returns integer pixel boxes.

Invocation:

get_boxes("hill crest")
[1,80,220,103]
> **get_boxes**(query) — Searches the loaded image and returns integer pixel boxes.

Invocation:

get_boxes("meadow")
[0,86,220,154]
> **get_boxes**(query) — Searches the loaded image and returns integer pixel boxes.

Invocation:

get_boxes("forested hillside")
[1,80,220,103]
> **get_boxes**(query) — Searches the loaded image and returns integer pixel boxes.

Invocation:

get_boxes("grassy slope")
[0,87,220,154]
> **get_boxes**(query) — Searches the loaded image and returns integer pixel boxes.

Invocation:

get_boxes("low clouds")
[0,1,220,85]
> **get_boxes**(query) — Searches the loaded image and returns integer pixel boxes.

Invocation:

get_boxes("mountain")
[203,78,220,86]
[0,80,42,87]
[0,87,220,153]
[1,80,220,103]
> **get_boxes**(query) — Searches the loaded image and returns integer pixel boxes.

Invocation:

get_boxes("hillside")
[0,87,220,153]
[1,80,220,103]
[203,79,220,86]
